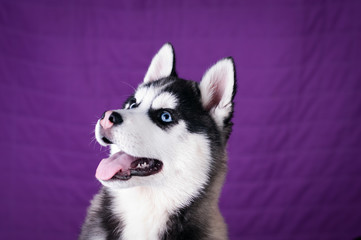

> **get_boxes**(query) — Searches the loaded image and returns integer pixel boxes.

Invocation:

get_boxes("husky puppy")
[79,43,236,240]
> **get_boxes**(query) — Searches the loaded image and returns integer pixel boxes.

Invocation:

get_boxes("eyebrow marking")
[133,86,159,109]
[152,92,178,110]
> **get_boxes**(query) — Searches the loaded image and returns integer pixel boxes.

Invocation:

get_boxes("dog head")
[94,43,236,202]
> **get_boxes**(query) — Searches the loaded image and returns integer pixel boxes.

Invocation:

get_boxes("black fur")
[98,190,123,240]
[79,189,124,240]
[161,203,209,240]
[222,57,237,141]
[148,108,179,130]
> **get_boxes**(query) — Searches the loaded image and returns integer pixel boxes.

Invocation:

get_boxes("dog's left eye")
[160,111,173,123]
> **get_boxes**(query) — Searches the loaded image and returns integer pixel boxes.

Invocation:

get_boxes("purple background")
[1,0,361,239]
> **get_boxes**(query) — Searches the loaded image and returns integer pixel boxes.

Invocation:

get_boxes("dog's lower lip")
[102,137,113,144]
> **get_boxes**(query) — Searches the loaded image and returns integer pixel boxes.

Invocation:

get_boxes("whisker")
[119,80,137,92]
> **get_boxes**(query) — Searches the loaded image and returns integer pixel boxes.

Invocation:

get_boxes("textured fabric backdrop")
[1,0,361,239]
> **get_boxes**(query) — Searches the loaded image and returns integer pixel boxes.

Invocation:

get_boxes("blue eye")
[160,111,172,123]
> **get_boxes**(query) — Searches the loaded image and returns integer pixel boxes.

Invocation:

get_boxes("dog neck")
[107,185,191,240]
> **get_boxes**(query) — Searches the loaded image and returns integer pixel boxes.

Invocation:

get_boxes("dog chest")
[111,188,171,240]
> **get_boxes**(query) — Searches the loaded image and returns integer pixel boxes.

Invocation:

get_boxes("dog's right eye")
[129,102,137,109]
[128,98,137,109]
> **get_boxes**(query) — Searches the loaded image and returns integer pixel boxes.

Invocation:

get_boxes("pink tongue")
[95,152,136,181]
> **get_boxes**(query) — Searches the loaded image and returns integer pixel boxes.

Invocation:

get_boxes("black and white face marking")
[95,80,214,202]
[123,96,138,110]
[82,43,236,240]
[120,78,219,136]
[148,108,178,129]
[94,42,235,207]
[122,82,181,131]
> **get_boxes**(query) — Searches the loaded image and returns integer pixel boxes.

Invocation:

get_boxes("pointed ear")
[199,57,236,129]
[143,43,176,83]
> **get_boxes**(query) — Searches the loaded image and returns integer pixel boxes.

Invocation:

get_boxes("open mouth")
[112,158,163,180]
[95,150,163,181]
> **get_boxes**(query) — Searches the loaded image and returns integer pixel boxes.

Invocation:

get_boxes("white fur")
[144,43,174,83]
[99,118,212,239]
[134,86,159,108]
[107,130,211,239]
[199,58,235,128]
[152,92,178,109]
[97,84,212,192]
[96,84,212,206]
[95,122,107,147]
[110,187,169,240]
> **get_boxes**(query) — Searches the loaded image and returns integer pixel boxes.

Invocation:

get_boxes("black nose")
[108,111,123,125]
